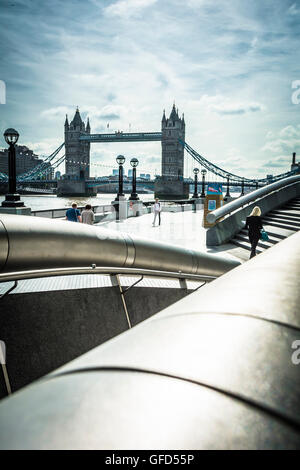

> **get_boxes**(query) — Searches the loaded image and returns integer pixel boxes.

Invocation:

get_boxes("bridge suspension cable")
[0,143,65,182]
[17,143,65,181]
[180,140,296,184]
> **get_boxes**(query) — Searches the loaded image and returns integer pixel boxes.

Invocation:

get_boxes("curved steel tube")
[0,231,299,449]
[0,266,216,283]
[207,175,300,224]
[0,214,240,277]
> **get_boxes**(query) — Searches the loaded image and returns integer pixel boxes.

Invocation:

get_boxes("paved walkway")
[96,208,249,263]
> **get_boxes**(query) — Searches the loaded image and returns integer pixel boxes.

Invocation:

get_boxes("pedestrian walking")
[65,202,81,223]
[152,198,161,226]
[245,206,263,259]
[81,204,95,225]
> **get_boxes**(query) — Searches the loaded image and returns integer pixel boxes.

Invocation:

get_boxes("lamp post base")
[1,194,25,208]
[129,193,139,201]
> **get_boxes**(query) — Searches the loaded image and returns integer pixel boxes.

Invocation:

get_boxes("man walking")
[152,198,161,226]
[65,202,81,223]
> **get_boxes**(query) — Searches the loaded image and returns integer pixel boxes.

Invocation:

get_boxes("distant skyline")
[0,0,300,178]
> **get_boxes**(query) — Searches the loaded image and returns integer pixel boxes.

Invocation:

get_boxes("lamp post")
[192,168,199,198]
[225,175,230,198]
[200,168,207,198]
[129,158,139,201]
[115,154,125,201]
[240,178,245,196]
[1,128,24,208]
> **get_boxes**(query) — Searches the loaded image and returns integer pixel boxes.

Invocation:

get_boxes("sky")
[0,0,300,178]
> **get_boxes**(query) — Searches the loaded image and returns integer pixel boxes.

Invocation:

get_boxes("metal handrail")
[31,201,194,219]
[206,175,300,224]
[0,266,216,284]
[0,214,240,277]
[31,204,113,218]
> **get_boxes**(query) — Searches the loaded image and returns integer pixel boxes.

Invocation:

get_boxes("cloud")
[198,95,263,116]
[104,0,158,18]
[1,0,300,179]
[279,125,300,139]
[288,3,300,15]
[261,125,300,154]
[41,106,73,121]
[41,105,124,129]
[216,148,250,173]
[261,156,292,168]
[26,138,63,157]
[101,113,119,120]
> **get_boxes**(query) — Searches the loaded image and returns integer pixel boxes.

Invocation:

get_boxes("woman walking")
[81,204,95,225]
[245,206,263,259]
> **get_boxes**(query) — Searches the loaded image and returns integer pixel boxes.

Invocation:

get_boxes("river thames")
[0,191,242,211]
[0,193,156,211]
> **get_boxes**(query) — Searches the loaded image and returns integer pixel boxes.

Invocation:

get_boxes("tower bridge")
[58,104,187,197]
[1,104,299,197]
[59,104,300,197]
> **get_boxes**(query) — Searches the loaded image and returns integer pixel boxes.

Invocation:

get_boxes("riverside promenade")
[96,208,249,262]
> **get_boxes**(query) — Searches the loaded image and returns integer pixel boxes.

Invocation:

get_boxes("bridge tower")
[57,108,96,196]
[161,104,185,179]
[64,108,90,180]
[155,104,189,199]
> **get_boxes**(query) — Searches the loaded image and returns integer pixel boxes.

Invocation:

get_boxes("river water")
[0,193,156,211]
[0,192,243,211]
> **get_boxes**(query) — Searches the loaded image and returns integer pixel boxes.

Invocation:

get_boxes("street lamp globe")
[201,168,207,176]
[116,155,125,166]
[193,168,199,175]
[130,158,139,168]
[4,128,19,145]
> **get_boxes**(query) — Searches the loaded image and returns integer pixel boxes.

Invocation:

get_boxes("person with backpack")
[65,202,81,223]
[152,198,161,226]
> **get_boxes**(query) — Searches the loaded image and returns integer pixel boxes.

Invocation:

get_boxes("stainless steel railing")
[206,175,300,224]
[30,201,196,220]
[0,214,240,277]
[31,204,113,219]
[0,265,216,284]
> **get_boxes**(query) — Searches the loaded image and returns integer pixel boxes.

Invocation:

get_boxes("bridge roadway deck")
[0,209,247,296]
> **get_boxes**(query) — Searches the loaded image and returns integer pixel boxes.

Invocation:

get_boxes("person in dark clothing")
[245,206,263,259]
